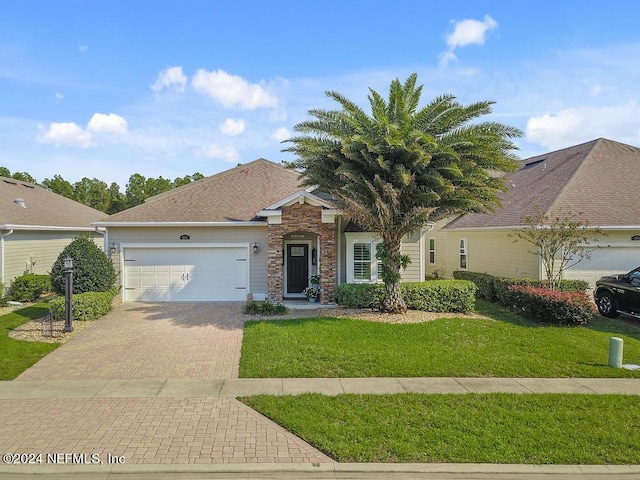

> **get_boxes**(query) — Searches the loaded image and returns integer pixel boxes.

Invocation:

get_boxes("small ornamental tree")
[509,210,606,290]
[50,233,116,295]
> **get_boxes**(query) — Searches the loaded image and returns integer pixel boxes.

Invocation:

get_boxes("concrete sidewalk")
[1,376,640,399]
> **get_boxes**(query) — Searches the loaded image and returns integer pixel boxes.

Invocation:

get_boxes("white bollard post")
[609,337,623,368]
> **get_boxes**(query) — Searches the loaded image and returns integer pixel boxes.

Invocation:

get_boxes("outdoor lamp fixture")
[110,242,117,254]
[63,257,74,333]
[252,242,259,254]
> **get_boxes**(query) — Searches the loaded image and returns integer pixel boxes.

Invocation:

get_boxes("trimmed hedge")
[9,274,52,302]
[336,280,476,313]
[452,271,589,303]
[244,300,289,316]
[49,289,117,321]
[503,285,597,325]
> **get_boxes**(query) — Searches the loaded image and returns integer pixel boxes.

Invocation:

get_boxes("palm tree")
[284,74,522,313]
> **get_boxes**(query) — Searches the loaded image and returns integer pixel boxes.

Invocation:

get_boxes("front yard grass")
[239,299,640,378]
[241,393,640,464]
[0,304,58,380]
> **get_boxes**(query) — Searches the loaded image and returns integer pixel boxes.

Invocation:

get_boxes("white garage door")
[565,245,640,289]
[123,247,248,302]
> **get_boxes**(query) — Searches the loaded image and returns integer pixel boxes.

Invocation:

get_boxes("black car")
[594,266,640,318]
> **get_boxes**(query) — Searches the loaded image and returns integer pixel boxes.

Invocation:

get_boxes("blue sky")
[1,1,639,189]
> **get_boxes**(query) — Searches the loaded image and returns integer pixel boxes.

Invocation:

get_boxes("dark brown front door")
[286,244,309,294]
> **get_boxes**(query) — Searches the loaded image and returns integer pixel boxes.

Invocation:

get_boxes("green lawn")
[239,300,640,378]
[242,393,640,464]
[0,304,58,380]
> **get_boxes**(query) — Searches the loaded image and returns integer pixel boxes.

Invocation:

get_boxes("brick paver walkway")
[17,302,248,380]
[5,302,333,464]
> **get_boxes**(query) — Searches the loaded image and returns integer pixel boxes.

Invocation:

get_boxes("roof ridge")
[545,138,603,215]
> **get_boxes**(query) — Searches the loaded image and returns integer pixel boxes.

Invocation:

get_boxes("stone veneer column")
[266,203,337,304]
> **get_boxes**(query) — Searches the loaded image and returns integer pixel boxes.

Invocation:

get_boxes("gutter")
[0,230,14,285]
[92,221,268,227]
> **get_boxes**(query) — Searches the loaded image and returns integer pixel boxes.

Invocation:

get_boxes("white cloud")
[526,102,640,150]
[200,144,240,162]
[55,92,64,101]
[87,113,128,134]
[219,118,246,136]
[78,44,88,53]
[270,127,290,142]
[191,69,278,109]
[440,15,498,68]
[152,66,188,93]
[38,122,93,147]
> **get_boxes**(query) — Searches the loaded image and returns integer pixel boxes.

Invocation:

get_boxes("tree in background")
[284,73,522,313]
[2,167,205,214]
[509,211,606,290]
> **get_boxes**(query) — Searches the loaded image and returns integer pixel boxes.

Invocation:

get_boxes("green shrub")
[504,285,596,325]
[243,300,288,316]
[49,289,116,321]
[50,234,116,295]
[336,283,385,309]
[402,281,476,312]
[336,281,476,312]
[8,274,52,302]
[453,271,496,300]
[494,278,590,304]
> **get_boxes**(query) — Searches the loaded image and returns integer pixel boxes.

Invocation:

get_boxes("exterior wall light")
[252,242,259,254]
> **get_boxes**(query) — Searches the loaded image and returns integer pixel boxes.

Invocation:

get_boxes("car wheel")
[596,292,619,318]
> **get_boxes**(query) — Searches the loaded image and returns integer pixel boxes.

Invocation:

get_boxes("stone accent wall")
[267,203,337,304]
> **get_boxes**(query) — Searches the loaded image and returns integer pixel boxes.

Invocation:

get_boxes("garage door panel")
[124,247,248,302]
[565,246,640,289]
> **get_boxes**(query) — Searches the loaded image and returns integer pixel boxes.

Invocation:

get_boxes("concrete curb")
[1,462,639,476]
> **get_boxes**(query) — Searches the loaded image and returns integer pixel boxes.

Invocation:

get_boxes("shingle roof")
[103,159,304,223]
[444,138,640,229]
[0,177,107,228]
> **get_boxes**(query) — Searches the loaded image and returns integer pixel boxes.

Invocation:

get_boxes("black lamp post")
[63,257,74,333]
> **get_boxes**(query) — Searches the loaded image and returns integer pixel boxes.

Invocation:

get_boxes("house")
[0,176,107,286]
[427,138,640,288]
[96,159,426,304]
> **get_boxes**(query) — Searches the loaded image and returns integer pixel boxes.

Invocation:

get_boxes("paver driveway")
[5,302,333,465]
[17,302,247,381]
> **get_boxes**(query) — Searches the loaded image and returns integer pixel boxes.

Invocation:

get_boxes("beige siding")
[400,235,422,282]
[429,223,540,279]
[2,231,103,285]
[107,225,268,297]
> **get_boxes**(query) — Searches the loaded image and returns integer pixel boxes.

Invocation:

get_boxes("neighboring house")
[96,159,426,304]
[0,176,107,286]
[427,138,640,288]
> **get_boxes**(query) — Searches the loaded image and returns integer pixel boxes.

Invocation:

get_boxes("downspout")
[94,226,107,251]
[1,230,14,285]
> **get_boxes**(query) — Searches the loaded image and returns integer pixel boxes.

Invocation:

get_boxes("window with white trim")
[346,233,382,283]
[429,238,436,265]
[459,238,468,270]
[353,243,372,280]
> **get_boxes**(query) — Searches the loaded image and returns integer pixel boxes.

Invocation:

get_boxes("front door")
[286,244,309,295]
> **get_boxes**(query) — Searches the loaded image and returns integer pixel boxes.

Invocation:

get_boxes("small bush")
[336,281,476,312]
[50,234,116,295]
[453,271,496,300]
[505,285,596,325]
[336,283,385,309]
[402,281,476,312]
[49,289,117,321]
[243,300,288,316]
[494,277,589,304]
[8,274,52,302]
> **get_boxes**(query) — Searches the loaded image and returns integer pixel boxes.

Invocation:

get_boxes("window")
[459,238,468,270]
[353,243,372,280]
[429,238,436,264]
[346,233,382,283]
